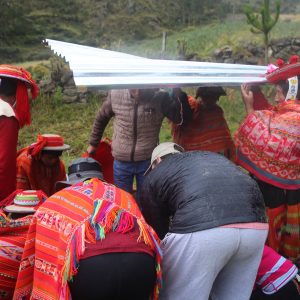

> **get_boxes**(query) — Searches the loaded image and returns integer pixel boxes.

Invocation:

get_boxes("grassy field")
[118,15,300,59]
[18,94,105,166]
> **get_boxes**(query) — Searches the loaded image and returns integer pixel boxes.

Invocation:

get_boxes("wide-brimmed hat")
[144,142,184,175]
[55,157,103,192]
[0,65,39,128]
[195,86,226,99]
[29,134,70,158]
[0,65,38,91]
[3,190,47,214]
[40,134,70,151]
[266,55,300,83]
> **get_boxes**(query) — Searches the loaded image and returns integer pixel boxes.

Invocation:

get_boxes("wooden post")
[162,31,167,53]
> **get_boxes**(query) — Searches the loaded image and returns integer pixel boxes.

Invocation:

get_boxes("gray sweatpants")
[159,227,268,300]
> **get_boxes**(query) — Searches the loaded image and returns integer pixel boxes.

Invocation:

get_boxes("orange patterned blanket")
[13,179,162,300]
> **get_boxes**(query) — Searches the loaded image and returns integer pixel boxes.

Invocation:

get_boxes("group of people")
[0,54,299,300]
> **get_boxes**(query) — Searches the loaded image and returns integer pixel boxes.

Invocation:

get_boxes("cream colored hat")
[144,142,184,175]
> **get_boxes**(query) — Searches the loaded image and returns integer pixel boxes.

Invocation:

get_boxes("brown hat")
[195,86,226,99]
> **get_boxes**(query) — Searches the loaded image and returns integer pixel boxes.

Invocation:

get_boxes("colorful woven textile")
[16,147,67,196]
[266,203,300,262]
[0,213,32,299]
[13,178,162,300]
[172,96,236,161]
[235,100,300,190]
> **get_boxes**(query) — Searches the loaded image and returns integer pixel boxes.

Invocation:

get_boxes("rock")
[214,49,223,57]
[61,70,74,85]
[223,47,233,57]
[244,56,260,65]
[62,94,79,103]
[224,58,234,64]
[293,39,300,46]
[39,80,56,95]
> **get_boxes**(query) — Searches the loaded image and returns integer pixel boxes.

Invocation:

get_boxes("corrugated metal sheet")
[45,39,267,89]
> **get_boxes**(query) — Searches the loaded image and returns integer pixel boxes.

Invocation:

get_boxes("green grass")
[118,17,300,59]
[18,94,110,167]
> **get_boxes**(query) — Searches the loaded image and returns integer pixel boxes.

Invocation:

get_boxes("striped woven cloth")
[235,100,300,190]
[13,178,162,300]
[172,96,236,161]
[0,213,32,299]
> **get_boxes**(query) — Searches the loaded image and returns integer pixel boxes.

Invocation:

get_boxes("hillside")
[119,16,300,59]
[1,0,300,62]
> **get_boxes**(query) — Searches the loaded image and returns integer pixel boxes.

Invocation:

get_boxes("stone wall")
[213,37,300,65]
[38,57,107,103]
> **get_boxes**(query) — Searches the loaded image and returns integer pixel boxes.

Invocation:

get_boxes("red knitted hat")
[266,55,300,83]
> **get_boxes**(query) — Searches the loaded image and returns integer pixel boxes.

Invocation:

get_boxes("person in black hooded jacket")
[141,142,268,300]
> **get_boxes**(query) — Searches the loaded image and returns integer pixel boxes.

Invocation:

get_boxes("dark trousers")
[68,252,156,300]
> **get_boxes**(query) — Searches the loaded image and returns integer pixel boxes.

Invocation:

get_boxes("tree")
[244,0,281,64]
[0,1,32,46]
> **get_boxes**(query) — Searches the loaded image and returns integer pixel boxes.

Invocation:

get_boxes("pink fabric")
[221,223,269,230]
[255,245,298,294]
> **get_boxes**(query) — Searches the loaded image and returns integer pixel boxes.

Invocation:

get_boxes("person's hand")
[241,84,254,115]
[87,145,97,156]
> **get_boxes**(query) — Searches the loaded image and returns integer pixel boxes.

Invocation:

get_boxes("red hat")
[0,64,39,128]
[28,134,70,158]
[266,55,300,83]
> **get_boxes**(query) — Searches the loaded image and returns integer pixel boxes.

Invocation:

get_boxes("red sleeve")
[59,161,67,181]
[0,116,19,201]
[16,155,31,191]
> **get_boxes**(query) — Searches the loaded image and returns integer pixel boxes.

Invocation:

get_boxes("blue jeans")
[113,159,150,205]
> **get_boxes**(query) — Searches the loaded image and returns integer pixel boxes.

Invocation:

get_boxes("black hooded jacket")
[140,151,267,239]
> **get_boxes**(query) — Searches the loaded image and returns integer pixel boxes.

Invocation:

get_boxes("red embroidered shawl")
[235,100,300,189]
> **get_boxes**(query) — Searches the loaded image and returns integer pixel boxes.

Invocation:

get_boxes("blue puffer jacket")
[141,151,267,239]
